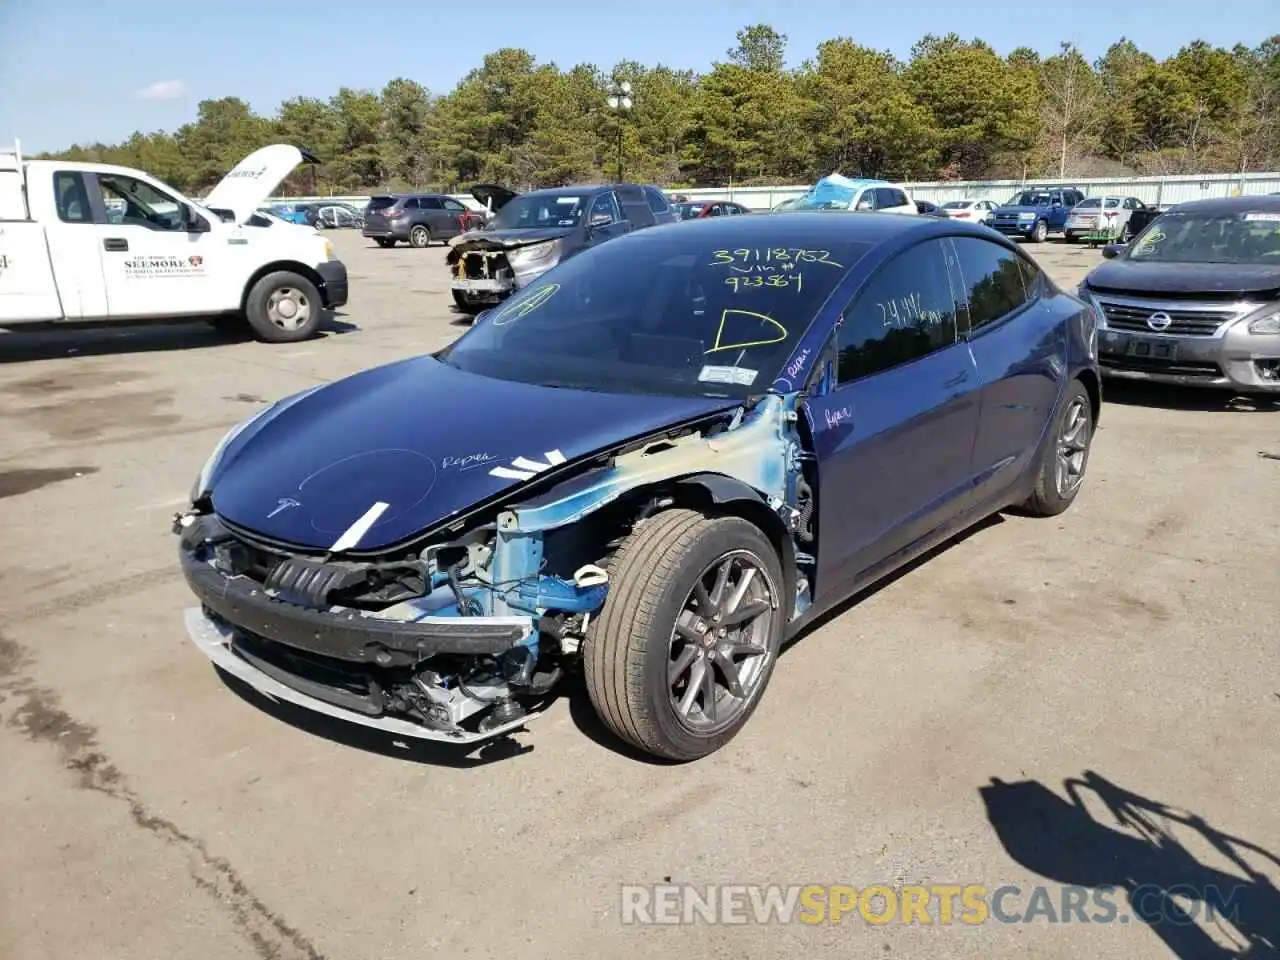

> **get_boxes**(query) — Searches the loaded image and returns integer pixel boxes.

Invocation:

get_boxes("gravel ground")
[1,230,1277,960]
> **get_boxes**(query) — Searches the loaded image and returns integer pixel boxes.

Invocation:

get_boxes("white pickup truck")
[0,142,348,343]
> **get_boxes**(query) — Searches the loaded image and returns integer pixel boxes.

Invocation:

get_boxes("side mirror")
[855,199,873,211]
[589,213,612,228]
[181,203,210,233]
[1101,243,1125,260]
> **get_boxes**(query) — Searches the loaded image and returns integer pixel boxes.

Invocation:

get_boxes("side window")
[873,188,895,209]
[951,237,1031,332]
[95,174,185,230]
[419,196,443,210]
[54,171,93,223]
[890,189,910,208]
[644,187,671,215]
[836,239,961,384]
[442,198,466,212]
[588,191,620,225]
[854,188,875,211]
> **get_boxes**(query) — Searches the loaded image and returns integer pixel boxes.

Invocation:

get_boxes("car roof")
[626,209,971,246]
[1162,195,1280,215]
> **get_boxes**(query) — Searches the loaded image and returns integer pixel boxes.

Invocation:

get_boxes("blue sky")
[1,0,1275,153]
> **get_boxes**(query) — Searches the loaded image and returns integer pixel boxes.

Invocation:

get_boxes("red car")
[672,200,752,220]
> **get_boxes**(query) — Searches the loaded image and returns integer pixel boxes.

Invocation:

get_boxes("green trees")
[37,30,1280,193]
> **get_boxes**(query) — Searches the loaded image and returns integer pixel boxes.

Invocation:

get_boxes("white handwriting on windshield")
[725,273,804,292]
[709,248,844,269]
[877,291,947,329]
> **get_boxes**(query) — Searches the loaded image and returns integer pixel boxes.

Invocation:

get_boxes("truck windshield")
[1009,192,1052,206]
[1126,211,1280,265]
[438,229,875,399]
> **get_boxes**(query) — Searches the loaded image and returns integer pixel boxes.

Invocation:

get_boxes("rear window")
[644,187,671,215]
[367,196,397,211]
[1076,198,1101,209]
[942,201,970,209]
[1104,198,1121,208]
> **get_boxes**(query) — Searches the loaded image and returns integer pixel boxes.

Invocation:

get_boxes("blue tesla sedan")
[175,211,1101,762]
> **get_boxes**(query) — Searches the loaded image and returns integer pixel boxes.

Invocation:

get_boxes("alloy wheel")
[667,549,776,735]
[1055,395,1092,498]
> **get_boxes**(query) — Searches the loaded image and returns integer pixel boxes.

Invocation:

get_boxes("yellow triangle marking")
[704,309,789,354]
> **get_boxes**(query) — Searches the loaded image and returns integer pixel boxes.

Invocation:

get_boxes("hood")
[1084,260,1280,300]
[469,183,519,212]
[994,204,1051,215]
[207,356,739,552]
[203,144,318,225]
[449,226,573,253]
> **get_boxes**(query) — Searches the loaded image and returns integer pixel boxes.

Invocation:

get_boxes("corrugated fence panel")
[269,171,1280,211]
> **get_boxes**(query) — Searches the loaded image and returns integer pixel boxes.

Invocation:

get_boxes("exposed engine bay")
[175,394,819,745]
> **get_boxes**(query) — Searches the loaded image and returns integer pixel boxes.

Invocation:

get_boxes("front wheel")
[1020,379,1094,516]
[583,509,785,762]
[243,271,324,343]
[1031,219,1048,243]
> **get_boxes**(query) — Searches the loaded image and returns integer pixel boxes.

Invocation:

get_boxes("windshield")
[1008,192,1052,206]
[439,229,875,399]
[1126,211,1280,265]
[487,194,589,230]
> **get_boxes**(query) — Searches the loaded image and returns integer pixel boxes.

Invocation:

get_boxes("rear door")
[804,237,982,597]
[950,235,1066,506]
[440,197,469,236]
[615,185,655,231]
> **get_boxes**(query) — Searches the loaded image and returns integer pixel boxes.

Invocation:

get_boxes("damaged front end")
[445,233,565,308]
[175,392,816,746]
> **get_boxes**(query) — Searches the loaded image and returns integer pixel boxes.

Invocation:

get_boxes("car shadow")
[980,770,1280,956]
[0,313,359,363]
[213,667,536,768]
[568,513,1007,763]
[1102,379,1279,413]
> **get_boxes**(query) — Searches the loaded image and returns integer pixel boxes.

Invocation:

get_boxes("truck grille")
[1097,299,1233,337]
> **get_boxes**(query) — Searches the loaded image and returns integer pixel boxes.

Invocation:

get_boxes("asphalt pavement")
[1,230,1277,960]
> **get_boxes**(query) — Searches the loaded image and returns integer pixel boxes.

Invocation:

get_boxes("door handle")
[103,238,128,252]
[944,370,969,388]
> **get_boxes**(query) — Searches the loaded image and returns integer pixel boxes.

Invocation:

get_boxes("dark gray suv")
[362,193,473,248]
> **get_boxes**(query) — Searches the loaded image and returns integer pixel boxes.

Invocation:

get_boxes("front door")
[804,237,982,598]
[91,171,215,318]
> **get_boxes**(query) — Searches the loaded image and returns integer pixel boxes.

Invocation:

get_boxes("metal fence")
[269,170,1280,212]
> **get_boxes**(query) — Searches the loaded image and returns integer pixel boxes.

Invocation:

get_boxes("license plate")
[1125,338,1178,360]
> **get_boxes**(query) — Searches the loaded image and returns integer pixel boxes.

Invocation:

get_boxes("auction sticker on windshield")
[1243,212,1280,221]
[698,365,757,386]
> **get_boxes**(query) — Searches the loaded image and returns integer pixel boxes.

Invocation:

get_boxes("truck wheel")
[1020,379,1094,517]
[1031,219,1048,243]
[409,225,432,248]
[583,508,785,762]
[244,271,324,343]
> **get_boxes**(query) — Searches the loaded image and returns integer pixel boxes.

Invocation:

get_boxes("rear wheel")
[409,225,432,248]
[1031,219,1048,243]
[375,238,395,248]
[583,509,785,762]
[1021,380,1094,516]
[243,271,324,343]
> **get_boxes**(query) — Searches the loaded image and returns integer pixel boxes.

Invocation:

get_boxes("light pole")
[606,80,632,183]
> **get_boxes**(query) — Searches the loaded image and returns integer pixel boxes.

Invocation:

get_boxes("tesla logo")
[488,449,566,481]
[267,497,300,518]
[1146,312,1173,331]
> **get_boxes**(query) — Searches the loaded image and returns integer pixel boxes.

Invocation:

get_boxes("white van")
[0,142,348,343]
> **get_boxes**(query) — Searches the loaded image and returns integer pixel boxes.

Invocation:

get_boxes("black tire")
[451,290,485,313]
[1020,379,1094,517]
[375,238,395,248]
[243,271,324,344]
[1063,234,1077,244]
[583,508,786,762]
[409,224,432,248]
[1031,219,1048,243]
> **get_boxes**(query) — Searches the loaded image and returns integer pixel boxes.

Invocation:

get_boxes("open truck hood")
[206,355,739,553]
[202,144,319,225]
